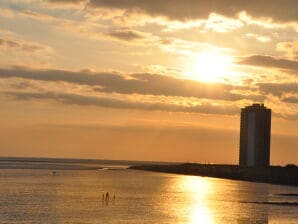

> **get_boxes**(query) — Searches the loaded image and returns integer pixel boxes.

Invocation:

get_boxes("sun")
[186,51,233,82]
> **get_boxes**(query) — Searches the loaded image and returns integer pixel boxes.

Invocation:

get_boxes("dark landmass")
[129,163,298,186]
[240,201,298,206]
[0,157,173,170]
[276,193,298,197]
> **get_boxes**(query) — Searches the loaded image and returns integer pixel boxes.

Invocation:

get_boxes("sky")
[0,0,297,165]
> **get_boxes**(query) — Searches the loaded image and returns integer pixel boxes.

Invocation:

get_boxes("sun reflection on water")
[189,203,214,224]
[178,175,214,224]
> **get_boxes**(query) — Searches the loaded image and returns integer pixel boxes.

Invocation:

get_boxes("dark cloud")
[0,39,20,48]
[47,0,86,3]
[0,67,122,86]
[106,28,146,41]
[0,67,263,102]
[4,91,239,115]
[258,83,298,97]
[282,96,298,104]
[238,55,298,72]
[9,81,36,90]
[277,39,298,60]
[0,38,47,52]
[85,0,298,22]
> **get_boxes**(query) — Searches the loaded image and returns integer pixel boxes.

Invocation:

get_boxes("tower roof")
[241,103,271,111]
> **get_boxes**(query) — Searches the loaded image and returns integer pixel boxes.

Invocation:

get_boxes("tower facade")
[239,104,271,167]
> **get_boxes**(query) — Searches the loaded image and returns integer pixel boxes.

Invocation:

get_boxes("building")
[239,104,271,167]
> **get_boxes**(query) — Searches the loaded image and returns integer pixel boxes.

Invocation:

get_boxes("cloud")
[0,8,16,18]
[0,66,263,102]
[19,10,105,40]
[46,0,88,7]
[3,91,240,115]
[258,82,298,97]
[158,37,230,56]
[282,96,298,104]
[106,28,145,41]
[0,37,50,53]
[104,28,159,45]
[277,39,298,60]
[0,29,51,54]
[17,9,157,45]
[245,33,271,43]
[20,10,59,22]
[204,13,244,32]
[0,30,53,66]
[238,11,298,30]
[49,0,86,2]
[44,1,298,33]
[84,0,298,23]
[238,55,298,71]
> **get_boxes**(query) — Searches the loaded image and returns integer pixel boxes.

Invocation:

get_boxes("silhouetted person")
[105,192,109,203]
[112,195,115,204]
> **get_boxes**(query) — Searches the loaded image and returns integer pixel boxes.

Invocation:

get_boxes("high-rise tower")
[239,104,271,167]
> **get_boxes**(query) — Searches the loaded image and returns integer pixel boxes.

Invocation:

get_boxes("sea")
[0,160,297,224]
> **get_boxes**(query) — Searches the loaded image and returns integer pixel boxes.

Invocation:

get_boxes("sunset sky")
[0,0,297,165]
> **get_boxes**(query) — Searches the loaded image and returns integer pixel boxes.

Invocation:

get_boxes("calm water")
[0,168,297,224]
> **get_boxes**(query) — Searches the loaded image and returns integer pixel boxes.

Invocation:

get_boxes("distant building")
[239,104,271,167]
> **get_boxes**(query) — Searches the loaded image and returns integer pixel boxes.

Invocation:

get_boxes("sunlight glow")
[186,51,233,82]
[178,176,214,224]
[181,176,210,194]
[189,203,214,224]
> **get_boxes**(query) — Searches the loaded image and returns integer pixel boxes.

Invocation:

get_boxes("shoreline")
[129,163,298,187]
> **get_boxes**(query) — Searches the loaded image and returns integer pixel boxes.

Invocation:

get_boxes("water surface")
[0,168,297,223]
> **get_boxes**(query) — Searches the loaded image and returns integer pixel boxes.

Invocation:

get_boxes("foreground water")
[0,168,297,223]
